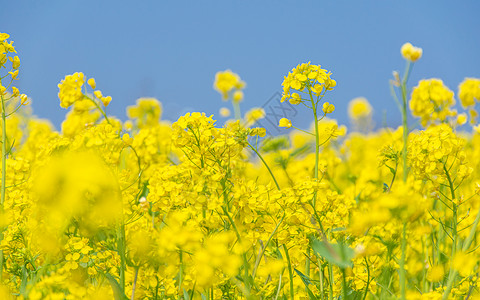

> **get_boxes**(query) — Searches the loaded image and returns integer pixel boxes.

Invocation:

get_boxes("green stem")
[341,268,348,300]
[233,100,241,120]
[178,250,183,299]
[131,266,139,300]
[283,244,294,300]
[0,93,6,281]
[117,220,127,290]
[444,165,457,257]
[362,258,370,300]
[1,94,6,207]
[328,262,334,300]
[309,90,320,188]
[400,61,412,182]
[399,222,407,300]
[442,165,462,300]
[221,206,251,292]
[252,214,284,280]
[86,96,111,124]
[247,141,280,190]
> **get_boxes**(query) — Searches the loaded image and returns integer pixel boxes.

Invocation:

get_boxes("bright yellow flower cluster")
[127,97,163,128]
[58,72,86,108]
[213,69,245,101]
[458,78,480,107]
[348,97,372,120]
[3,32,480,300]
[0,32,27,104]
[409,78,456,126]
[401,42,423,62]
[458,78,480,124]
[281,62,336,104]
[408,124,471,184]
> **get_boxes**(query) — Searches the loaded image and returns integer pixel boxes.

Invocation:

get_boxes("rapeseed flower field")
[2,32,480,299]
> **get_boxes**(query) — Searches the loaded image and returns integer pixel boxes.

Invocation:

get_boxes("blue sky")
[2,1,479,132]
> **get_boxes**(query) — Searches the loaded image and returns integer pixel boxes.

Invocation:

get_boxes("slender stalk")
[221,206,251,292]
[178,250,183,299]
[247,141,280,190]
[131,267,140,300]
[117,220,127,290]
[233,100,241,120]
[328,261,334,300]
[341,268,348,300]
[86,96,111,124]
[399,222,407,300]
[441,208,480,300]
[283,244,295,300]
[400,61,411,182]
[0,94,5,281]
[1,94,6,207]
[308,90,320,202]
[252,214,284,279]
[362,258,370,300]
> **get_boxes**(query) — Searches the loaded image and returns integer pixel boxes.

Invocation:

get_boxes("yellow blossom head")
[281,62,336,104]
[278,118,292,128]
[348,97,372,120]
[458,77,480,108]
[58,72,86,108]
[401,42,423,62]
[219,107,231,117]
[213,69,245,100]
[409,79,456,126]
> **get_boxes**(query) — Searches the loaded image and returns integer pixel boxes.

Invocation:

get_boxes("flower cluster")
[213,69,245,101]
[409,78,456,126]
[281,62,336,104]
[401,42,423,62]
[2,32,480,300]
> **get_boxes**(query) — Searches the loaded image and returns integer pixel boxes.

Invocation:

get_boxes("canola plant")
[2,32,480,299]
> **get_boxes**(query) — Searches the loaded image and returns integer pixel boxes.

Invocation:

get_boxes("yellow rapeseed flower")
[278,118,292,128]
[401,42,423,62]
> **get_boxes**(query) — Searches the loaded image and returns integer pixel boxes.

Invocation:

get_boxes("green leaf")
[294,268,318,300]
[183,289,190,300]
[311,239,354,269]
[105,273,128,300]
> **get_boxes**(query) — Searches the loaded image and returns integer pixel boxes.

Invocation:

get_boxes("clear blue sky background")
[2,1,479,132]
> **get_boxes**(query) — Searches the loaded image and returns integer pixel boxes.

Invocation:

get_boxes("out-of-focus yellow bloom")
[0,33,10,42]
[249,127,266,137]
[426,265,445,282]
[58,72,85,108]
[213,69,245,100]
[348,97,372,119]
[453,252,477,277]
[322,102,335,114]
[458,78,480,108]
[219,107,231,117]
[122,133,133,145]
[87,78,96,89]
[11,86,19,97]
[101,95,112,106]
[20,94,29,106]
[279,118,292,128]
[401,42,423,62]
[456,113,468,125]
[233,90,244,103]
[9,55,20,69]
[127,97,162,128]
[94,90,103,98]
[409,79,456,126]
[245,107,265,125]
[9,70,18,80]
